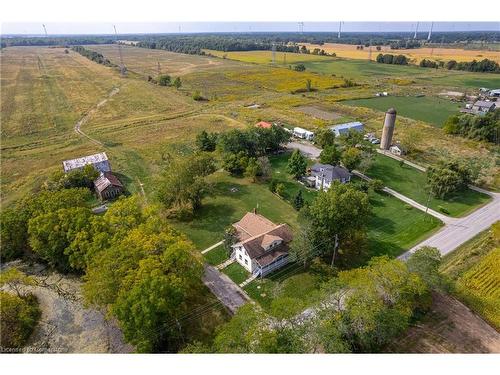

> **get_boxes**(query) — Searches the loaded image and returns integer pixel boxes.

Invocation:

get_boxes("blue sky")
[2,22,499,35]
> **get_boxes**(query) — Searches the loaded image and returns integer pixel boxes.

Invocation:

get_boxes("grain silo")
[380,108,397,150]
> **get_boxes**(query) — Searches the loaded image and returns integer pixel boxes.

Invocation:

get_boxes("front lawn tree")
[287,149,307,179]
[314,128,336,148]
[304,183,371,267]
[427,159,473,198]
[341,147,362,171]
[320,144,341,165]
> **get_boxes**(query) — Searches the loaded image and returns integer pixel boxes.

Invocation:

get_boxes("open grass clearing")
[203,245,229,266]
[365,153,491,217]
[342,95,461,127]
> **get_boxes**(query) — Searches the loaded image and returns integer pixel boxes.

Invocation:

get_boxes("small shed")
[94,172,124,201]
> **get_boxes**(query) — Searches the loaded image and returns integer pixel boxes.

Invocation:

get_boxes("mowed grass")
[441,225,500,329]
[222,262,250,285]
[171,171,299,250]
[365,154,491,217]
[365,185,442,260]
[343,96,461,127]
[268,153,317,204]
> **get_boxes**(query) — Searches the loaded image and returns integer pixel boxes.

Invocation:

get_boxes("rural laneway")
[74,87,120,146]
[288,141,500,259]
[202,264,249,314]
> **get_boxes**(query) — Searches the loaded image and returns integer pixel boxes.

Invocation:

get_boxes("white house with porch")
[230,211,293,277]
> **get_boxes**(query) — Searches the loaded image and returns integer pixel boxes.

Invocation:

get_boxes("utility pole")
[272,43,276,64]
[368,39,372,61]
[331,234,339,268]
[283,52,287,66]
[157,61,161,75]
[113,25,126,77]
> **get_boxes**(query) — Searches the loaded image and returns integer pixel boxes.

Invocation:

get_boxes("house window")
[244,259,248,265]
[239,254,242,260]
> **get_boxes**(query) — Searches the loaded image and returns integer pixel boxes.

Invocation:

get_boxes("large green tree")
[320,144,341,165]
[287,149,308,179]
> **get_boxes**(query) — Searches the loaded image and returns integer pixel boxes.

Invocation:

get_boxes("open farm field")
[343,95,461,127]
[88,44,241,77]
[204,49,333,65]
[365,154,491,217]
[301,42,500,63]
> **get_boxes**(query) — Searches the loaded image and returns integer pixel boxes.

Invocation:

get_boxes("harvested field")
[386,292,500,353]
[87,44,240,77]
[301,42,500,63]
[204,49,332,65]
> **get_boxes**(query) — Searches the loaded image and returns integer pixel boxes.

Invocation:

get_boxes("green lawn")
[365,154,491,217]
[365,185,443,261]
[342,96,461,127]
[269,153,317,204]
[171,171,299,250]
[203,245,229,266]
[222,262,250,285]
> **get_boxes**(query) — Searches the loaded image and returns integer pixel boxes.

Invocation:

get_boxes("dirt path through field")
[74,87,120,146]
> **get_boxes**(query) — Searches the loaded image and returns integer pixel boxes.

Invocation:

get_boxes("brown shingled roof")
[239,224,293,259]
[232,212,277,241]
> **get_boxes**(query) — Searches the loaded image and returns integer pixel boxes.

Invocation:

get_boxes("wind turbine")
[414,22,419,39]
[338,21,343,39]
[427,22,434,41]
[42,24,48,37]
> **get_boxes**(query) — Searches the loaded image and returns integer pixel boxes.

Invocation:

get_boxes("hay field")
[87,44,241,77]
[301,43,500,63]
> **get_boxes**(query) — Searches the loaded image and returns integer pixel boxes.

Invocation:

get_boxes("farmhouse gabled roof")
[239,224,293,259]
[232,212,277,241]
[94,172,123,194]
[311,163,351,183]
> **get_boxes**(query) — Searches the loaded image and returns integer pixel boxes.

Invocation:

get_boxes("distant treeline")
[418,58,499,73]
[2,31,499,50]
[1,36,115,48]
[375,53,409,65]
[443,111,499,143]
[135,36,302,55]
[71,46,116,67]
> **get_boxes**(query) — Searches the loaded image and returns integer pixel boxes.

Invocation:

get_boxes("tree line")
[71,45,116,67]
[443,110,499,143]
[375,53,409,65]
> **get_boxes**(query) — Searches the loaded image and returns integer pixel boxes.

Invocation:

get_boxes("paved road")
[202,265,249,314]
[400,190,500,260]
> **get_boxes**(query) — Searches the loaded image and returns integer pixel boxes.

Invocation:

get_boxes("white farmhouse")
[310,163,351,191]
[231,211,293,277]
